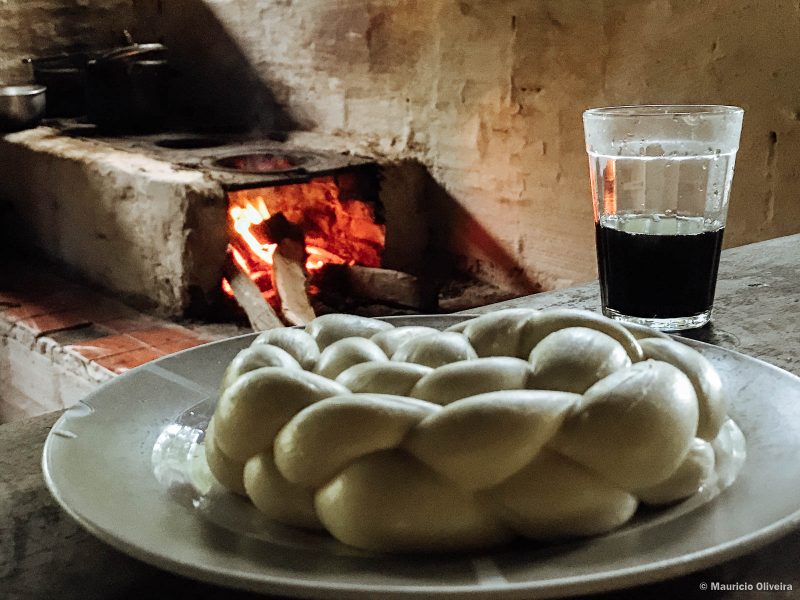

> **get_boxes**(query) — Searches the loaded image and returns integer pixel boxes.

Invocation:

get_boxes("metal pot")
[85,43,169,133]
[96,43,165,63]
[0,85,46,132]
[23,51,101,118]
[30,66,84,118]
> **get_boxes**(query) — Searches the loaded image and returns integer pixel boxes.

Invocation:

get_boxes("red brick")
[127,326,201,350]
[66,334,148,361]
[154,337,208,355]
[100,316,160,334]
[71,299,139,324]
[94,347,166,374]
[5,304,53,321]
[16,309,93,336]
[3,288,94,322]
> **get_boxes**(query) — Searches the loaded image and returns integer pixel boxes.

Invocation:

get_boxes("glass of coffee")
[583,105,744,331]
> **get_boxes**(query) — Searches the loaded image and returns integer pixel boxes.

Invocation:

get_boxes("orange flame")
[223,178,384,303]
[229,198,277,265]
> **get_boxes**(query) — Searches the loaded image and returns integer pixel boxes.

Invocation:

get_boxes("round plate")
[42,315,800,599]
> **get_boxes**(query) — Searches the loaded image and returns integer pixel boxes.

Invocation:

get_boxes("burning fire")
[223,177,385,307]
[227,195,340,272]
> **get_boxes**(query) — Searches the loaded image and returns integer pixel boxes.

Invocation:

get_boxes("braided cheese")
[528,327,631,393]
[639,337,726,440]
[252,327,321,370]
[313,337,388,380]
[335,361,432,395]
[392,331,478,367]
[220,344,301,393]
[371,326,439,356]
[204,310,746,552]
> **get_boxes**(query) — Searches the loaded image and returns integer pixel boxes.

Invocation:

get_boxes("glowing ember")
[223,177,385,308]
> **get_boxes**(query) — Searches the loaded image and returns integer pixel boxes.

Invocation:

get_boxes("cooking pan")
[0,84,46,132]
[85,43,169,133]
[23,51,101,118]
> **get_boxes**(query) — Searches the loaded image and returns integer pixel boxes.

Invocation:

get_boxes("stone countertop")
[1,234,798,600]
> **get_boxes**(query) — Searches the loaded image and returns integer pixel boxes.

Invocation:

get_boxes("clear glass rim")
[584,104,744,118]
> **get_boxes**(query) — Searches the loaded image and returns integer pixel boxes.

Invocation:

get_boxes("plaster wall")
[0,0,134,84]
[2,1,799,293]
[135,0,800,291]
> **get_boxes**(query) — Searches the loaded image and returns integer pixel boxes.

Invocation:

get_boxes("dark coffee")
[595,216,724,319]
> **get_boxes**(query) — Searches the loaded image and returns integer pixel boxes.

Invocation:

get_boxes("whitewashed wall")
[3,1,799,293]
[132,0,800,292]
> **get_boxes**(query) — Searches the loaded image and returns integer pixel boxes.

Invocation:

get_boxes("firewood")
[263,212,304,243]
[222,251,284,331]
[250,220,274,246]
[228,237,264,273]
[250,212,304,247]
[272,239,316,326]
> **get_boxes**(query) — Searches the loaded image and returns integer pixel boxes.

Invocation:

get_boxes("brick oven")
[0,125,447,320]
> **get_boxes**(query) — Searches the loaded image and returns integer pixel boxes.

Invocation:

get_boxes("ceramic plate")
[42,315,800,599]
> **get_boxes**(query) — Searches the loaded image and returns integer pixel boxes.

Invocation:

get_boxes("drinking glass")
[583,105,744,331]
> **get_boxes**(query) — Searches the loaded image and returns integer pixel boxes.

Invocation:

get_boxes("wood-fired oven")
[0,124,444,325]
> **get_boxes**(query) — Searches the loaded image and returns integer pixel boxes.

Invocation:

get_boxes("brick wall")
[4,1,800,293]
[133,0,800,292]
[0,1,135,84]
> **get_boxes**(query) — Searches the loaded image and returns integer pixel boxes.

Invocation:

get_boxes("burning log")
[263,212,305,244]
[250,212,305,247]
[271,238,316,326]
[314,264,437,311]
[228,237,264,273]
[222,251,283,331]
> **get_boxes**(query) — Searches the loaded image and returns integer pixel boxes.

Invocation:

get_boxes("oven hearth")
[0,126,382,317]
[0,124,512,329]
[53,120,378,189]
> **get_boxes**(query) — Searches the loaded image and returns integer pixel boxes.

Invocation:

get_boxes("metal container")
[0,85,46,132]
[24,51,101,117]
[85,43,169,133]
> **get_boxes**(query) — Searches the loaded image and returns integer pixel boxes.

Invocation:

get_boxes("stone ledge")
[0,256,220,423]
[0,127,229,316]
